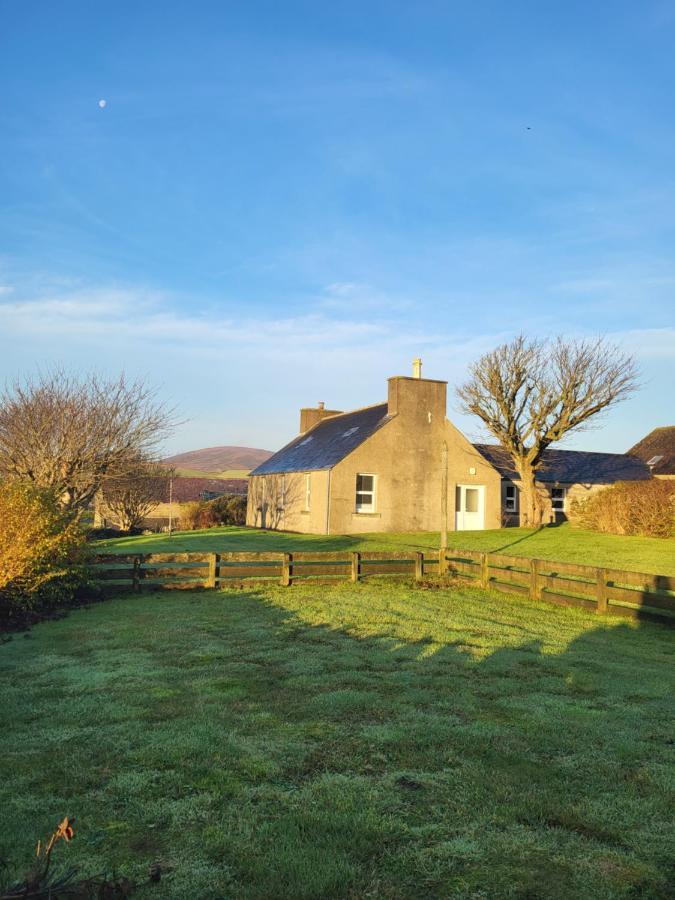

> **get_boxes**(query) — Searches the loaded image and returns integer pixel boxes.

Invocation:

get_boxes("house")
[247,362,651,534]
[627,426,675,479]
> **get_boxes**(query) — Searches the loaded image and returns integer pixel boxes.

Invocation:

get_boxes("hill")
[163,446,272,476]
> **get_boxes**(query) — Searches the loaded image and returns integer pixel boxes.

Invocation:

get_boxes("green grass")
[173,467,250,479]
[1,581,674,898]
[99,522,675,575]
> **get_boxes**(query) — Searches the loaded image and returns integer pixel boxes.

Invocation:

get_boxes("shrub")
[176,495,247,531]
[209,494,247,526]
[0,481,87,618]
[177,500,202,531]
[570,480,675,538]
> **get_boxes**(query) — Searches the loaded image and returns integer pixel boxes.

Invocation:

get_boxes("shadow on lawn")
[189,587,673,892]
[207,586,672,725]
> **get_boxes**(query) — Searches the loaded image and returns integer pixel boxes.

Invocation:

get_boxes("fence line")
[91,549,675,623]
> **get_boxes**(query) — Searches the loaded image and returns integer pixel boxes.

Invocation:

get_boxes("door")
[455,484,485,531]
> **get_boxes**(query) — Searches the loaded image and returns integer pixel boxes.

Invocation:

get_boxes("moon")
[98,99,107,109]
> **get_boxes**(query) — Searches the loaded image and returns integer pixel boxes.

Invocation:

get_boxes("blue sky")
[1,0,673,455]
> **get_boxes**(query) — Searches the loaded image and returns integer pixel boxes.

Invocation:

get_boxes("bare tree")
[456,335,639,526]
[99,462,173,532]
[0,369,175,514]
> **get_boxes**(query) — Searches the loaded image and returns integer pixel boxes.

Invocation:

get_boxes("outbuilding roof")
[250,403,391,475]
[627,426,675,476]
[474,444,651,484]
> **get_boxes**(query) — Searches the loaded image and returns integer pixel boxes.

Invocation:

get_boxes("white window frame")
[550,486,566,512]
[304,473,311,511]
[504,484,518,513]
[355,473,376,513]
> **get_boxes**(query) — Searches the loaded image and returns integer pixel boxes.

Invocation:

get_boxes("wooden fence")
[91,549,675,623]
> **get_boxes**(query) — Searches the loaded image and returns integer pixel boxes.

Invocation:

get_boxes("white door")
[455,485,485,531]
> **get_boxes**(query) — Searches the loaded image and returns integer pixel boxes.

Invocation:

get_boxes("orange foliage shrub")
[569,480,675,538]
[0,481,86,614]
[177,500,216,531]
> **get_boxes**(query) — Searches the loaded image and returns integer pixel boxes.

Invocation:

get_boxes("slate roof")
[627,426,675,476]
[250,404,391,475]
[474,444,651,484]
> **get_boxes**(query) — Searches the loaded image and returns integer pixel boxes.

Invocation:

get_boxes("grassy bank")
[1,581,673,898]
[98,522,675,575]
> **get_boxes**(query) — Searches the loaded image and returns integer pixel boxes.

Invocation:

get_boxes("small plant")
[0,817,134,899]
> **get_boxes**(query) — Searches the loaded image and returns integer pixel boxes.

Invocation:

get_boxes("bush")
[209,494,247,526]
[177,495,247,531]
[0,481,87,619]
[569,480,675,538]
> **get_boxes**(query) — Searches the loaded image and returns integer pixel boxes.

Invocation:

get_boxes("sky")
[1,0,674,455]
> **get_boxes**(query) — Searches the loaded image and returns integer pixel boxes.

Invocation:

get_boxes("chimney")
[299,402,342,434]
[388,361,447,422]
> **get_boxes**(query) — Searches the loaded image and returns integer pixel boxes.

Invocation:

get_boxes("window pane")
[506,486,515,498]
[357,474,374,491]
[455,486,462,512]
[356,493,373,505]
[551,487,565,510]
[465,489,479,513]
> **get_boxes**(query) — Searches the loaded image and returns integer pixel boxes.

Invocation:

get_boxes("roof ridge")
[474,443,634,459]
[318,401,387,420]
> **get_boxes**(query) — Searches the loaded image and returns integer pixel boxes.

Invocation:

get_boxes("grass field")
[99,523,675,576]
[1,580,673,898]
[173,467,250,479]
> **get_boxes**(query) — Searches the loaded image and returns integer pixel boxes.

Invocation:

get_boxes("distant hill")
[163,446,273,476]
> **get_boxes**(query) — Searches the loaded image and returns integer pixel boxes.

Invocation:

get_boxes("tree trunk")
[518,461,545,527]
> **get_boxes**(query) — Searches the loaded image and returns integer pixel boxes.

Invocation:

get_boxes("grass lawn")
[99,522,675,576]
[1,581,674,898]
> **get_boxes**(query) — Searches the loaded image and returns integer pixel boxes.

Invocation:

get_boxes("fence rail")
[90,549,675,623]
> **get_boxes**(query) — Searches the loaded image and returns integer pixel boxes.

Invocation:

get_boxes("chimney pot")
[318,401,325,409]
[412,358,422,379]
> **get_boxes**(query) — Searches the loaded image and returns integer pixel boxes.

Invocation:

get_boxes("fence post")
[132,555,141,592]
[281,552,292,587]
[415,551,424,582]
[479,552,488,589]
[596,568,608,614]
[207,552,219,589]
[350,551,361,583]
[529,558,541,601]
[438,547,448,576]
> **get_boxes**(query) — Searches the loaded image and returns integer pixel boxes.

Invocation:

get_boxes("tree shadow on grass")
[181,586,674,896]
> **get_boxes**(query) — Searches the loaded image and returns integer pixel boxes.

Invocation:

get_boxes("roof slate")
[250,403,391,475]
[627,426,675,476]
[474,444,652,484]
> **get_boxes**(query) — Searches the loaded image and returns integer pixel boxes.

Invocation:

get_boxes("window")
[456,486,479,513]
[355,474,376,513]
[465,488,479,513]
[304,474,311,511]
[551,487,566,511]
[504,484,518,513]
